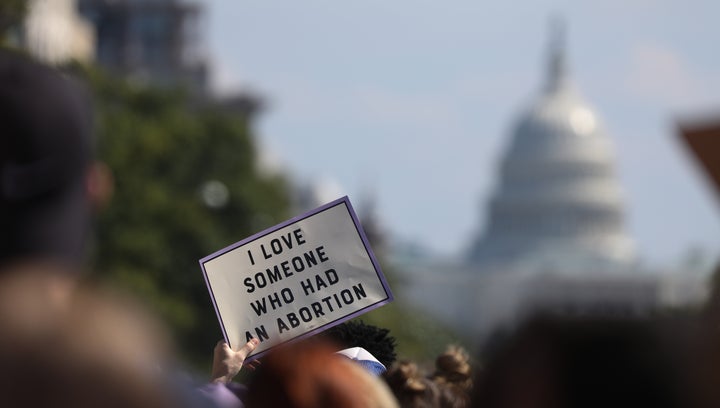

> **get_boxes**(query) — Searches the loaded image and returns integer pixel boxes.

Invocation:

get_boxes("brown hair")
[384,361,442,408]
[385,347,472,408]
[432,345,473,392]
[245,341,398,408]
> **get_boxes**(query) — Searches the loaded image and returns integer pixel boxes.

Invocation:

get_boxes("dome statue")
[468,22,636,272]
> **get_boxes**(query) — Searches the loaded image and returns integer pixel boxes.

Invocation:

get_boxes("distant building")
[75,0,266,124]
[77,0,207,93]
[395,24,707,343]
[467,26,635,272]
[23,0,95,64]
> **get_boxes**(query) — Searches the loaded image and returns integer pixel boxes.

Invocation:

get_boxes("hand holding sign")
[210,338,260,384]
[200,197,393,360]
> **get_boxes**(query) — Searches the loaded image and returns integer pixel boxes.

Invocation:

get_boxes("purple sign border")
[199,196,394,361]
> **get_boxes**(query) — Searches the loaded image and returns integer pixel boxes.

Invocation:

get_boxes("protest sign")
[200,196,393,359]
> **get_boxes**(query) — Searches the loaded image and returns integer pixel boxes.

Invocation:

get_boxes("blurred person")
[471,315,695,408]
[0,262,266,408]
[0,47,114,315]
[688,263,720,408]
[383,348,471,408]
[244,340,398,408]
[0,47,101,271]
[431,345,473,394]
[385,361,445,408]
[0,46,173,406]
[0,47,260,407]
[0,275,181,408]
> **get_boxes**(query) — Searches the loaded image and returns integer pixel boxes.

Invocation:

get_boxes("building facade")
[77,0,207,93]
[468,28,635,272]
[395,26,706,342]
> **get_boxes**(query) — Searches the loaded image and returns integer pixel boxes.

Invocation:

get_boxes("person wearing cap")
[0,48,109,312]
[0,47,108,279]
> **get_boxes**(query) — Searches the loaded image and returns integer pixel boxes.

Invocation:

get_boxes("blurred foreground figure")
[384,345,472,408]
[0,47,115,309]
[0,46,184,408]
[472,316,696,408]
[0,272,182,408]
[245,341,398,408]
[0,48,256,408]
[0,48,99,273]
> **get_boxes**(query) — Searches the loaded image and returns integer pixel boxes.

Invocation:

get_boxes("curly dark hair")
[319,320,398,368]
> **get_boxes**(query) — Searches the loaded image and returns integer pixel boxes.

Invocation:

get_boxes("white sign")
[200,196,393,359]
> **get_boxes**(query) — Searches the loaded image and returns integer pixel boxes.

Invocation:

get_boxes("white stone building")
[394,26,708,343]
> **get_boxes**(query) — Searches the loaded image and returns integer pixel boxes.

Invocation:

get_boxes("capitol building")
[394,27,707,340]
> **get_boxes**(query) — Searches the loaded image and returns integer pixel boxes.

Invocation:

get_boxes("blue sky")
[199,0,719,268]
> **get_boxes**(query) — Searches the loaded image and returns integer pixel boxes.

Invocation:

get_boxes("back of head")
[432,345,473,392]
[472,316,692,408]
[385,359,470,408]
[0,48,93,269]
[384,361,442,408]
[0,272,179,408]
[245,341,398,408]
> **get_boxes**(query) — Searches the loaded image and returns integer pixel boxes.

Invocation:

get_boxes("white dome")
[469,30,635,271]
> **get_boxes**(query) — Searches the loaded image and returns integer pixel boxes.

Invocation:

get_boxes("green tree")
[81,66,291,367]
[0,0,26,44]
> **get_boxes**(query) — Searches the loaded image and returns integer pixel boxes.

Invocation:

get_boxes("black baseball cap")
[0,48,93,268]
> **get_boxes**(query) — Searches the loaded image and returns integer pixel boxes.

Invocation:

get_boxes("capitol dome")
[468,28,636,271]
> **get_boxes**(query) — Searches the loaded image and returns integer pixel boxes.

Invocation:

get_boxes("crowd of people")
[2,40,720,408]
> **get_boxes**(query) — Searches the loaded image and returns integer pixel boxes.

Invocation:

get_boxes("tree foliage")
[81,66,291,366]
[0,0,26,42]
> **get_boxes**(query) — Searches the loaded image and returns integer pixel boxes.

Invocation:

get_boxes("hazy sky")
[199,0,719,268]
